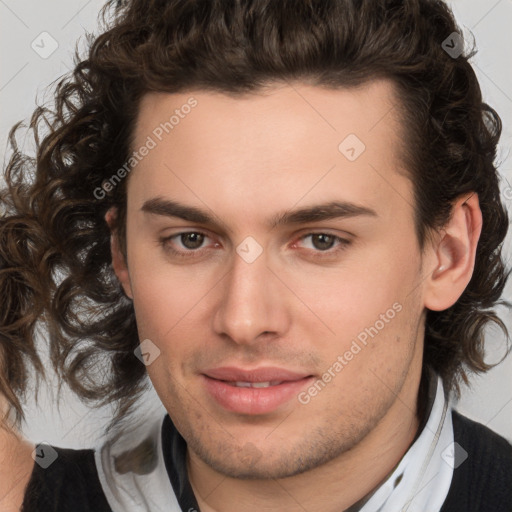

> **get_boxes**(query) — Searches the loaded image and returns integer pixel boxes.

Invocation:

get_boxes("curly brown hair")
[1,0,510,422]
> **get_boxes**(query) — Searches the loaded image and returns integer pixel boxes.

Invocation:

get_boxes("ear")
[105,207,134,300]
[423,193,482,311]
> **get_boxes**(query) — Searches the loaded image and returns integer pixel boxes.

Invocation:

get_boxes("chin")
[187,429,359,480]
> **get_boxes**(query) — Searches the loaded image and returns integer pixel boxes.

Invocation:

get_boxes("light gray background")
[0,0,511,447]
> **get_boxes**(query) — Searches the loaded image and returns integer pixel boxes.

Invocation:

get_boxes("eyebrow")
[141,197,377,230]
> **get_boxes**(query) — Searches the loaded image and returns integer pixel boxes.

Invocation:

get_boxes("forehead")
[127,80,413,226]
[134,80,402,153]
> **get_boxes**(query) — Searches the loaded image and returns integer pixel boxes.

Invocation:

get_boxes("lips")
[202,366,314,415]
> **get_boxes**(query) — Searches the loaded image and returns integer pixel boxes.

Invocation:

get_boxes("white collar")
[96,413,180,512]
[359,374,454,512]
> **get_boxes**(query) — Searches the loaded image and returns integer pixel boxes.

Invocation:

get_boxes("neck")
[0,404,34,512]
[188,363,424,512]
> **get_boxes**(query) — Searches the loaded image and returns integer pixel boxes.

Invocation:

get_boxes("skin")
[0,399,34,512]
[108,80,481,511]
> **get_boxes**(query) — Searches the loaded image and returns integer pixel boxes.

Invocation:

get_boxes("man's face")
[118,81,432,478]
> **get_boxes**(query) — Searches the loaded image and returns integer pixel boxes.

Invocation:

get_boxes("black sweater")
[440,411,512,512]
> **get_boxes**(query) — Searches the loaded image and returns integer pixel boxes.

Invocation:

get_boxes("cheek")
[127,243,209,336]
[305,295,422,421]
[127,254,220,399]
[130,270,198,402]
[289,256,423,396]
[282,244,420,343]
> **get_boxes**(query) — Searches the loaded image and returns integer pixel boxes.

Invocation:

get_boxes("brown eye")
[311,234,336,251]
[159,230,218,259]
[294,233,351,258]
[179,232,205,249]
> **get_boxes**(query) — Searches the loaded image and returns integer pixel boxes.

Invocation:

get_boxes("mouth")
[201,367,314,415]
[222,380,287,388]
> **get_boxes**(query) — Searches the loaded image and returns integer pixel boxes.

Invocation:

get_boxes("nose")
[212,245,291,346]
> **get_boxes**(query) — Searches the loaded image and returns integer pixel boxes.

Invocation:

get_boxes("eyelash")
[159,231,351,259]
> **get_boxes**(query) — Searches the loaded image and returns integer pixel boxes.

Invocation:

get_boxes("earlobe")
[105,208,134,300]
[424,193,482,312]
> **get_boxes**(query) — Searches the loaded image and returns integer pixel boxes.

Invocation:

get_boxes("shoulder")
[441,410,512,512]
[22,445,112,512]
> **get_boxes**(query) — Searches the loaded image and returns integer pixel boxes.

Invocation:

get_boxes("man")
[2,0,510,511]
